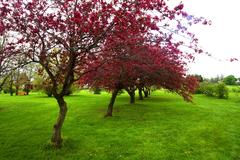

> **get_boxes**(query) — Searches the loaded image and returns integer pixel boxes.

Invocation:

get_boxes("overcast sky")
[171,0,240,78]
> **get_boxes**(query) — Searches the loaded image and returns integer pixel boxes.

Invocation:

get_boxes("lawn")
[0,90,240,160]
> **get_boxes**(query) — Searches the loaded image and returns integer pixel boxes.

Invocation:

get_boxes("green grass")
[0,90,240,160]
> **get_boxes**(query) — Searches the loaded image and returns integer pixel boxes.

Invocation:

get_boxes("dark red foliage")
[1,0,204,100]
[174,4,184,11]
[80,42,199,102]
[1,0,206,146]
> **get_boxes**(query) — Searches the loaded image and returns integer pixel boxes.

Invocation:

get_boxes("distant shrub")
[232,87,240,93]
[232,87,240,97]
[194,87,202,94]
[43,86,75,97]
[215,83,228,99]
[3,88,9,94]
[204,84,216,97]
[93,87,101,94]
[3,88,16,94]
[195,82,228,99]
[195,82,212,95]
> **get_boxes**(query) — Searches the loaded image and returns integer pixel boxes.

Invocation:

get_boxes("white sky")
[171,0,240,78]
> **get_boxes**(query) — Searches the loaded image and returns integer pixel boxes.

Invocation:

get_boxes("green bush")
[194,87,202,94]
[195,82,213,95]
[44,86,53,97]
[43,84,77,97]
[204,84,215,97]
[196,82,228,99]
[215,83,228,99]
[3,88,16,94]
[232,87,240,97]
[223,75,237,85]
[232,87,240,93]
[93,87,101,94]
[3,88,9,94]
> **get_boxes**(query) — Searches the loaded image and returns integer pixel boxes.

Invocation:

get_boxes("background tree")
[0,35,17,91]
[208,75,224,83]
[193,74,204,82]
[223,75,237,85]
[0,34,29,93]
[32,66,53,96]
[18,72,31,95]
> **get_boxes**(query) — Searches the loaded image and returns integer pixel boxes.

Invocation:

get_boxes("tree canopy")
[223,75,237,85]
[0,0,208,148]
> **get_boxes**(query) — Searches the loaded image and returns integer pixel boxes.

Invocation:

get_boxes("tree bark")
[105,89,119,117]
[51,96,68,148]
[0,75,9,93]
[138,87,143,100]
[143,88,149,98]
[130,92,135,104]
[9,80,13,96]
[125,88,135,104]
[15,85,19,95]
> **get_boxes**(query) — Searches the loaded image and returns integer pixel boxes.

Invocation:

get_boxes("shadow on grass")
[98,107,122,114]
[33,93,91,99]
[140,96,181,103]
[116,94,180,103]
[97,96,185,115]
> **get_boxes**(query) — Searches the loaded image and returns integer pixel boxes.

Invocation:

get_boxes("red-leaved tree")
[1,0,206,147]
[80,41,199,117]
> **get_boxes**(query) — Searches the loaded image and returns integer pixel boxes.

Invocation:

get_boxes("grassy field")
[0,90,240,160]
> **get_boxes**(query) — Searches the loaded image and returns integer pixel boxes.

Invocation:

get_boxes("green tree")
[193,74,204,82]
[223,75,237,85]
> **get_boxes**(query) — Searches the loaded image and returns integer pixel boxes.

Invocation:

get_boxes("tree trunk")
[138,87,143,100]
[9,81,13,96]
[15,86,19,95]
[130,92,135,104]
[105,89,119,117]
[126,88,135,104]
[51,96,68,148]
[144,90,148,98]
[0,76,9,93]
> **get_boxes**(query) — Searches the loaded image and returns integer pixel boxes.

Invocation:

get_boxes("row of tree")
[0,0,208,148]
